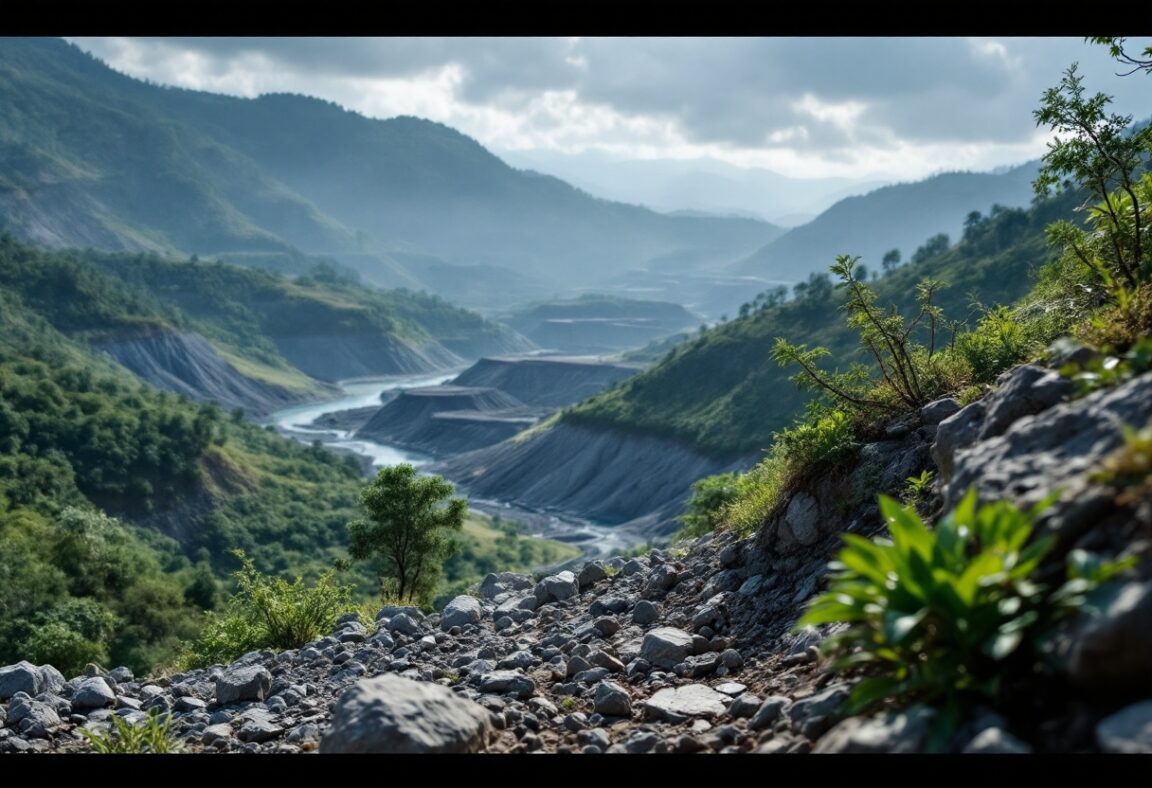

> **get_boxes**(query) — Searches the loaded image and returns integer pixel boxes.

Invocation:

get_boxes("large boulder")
[534,571,579,604]
[440,595,483,631]
[0,662,43,700]
[71,677,116,710]
[215,665,272,705]
[320,674,492,754]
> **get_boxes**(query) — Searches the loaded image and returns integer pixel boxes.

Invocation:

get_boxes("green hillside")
[566,191,1080,456]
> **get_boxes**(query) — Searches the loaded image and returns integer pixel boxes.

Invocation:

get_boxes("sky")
[68,37,1151,182]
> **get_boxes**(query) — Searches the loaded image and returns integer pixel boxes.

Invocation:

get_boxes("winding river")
[264,370,647,557]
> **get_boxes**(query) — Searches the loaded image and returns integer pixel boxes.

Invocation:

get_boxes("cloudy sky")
[68,37,1150,181]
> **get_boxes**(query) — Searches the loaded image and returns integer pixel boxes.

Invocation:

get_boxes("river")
[264,371,648,558]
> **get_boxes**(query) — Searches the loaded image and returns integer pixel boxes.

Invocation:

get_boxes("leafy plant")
[182,550,353,668]
[902,470,935,508]
[1091,421,1152,504]
[679,472,740,538]
[799,489,1129,745]
[81,710,180,754]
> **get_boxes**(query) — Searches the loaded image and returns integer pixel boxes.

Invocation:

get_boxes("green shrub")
[81,710,180,754]
[902,470,935,509]
[679,472,740,538]
[182,550,352,668]
[800,489,1130,744]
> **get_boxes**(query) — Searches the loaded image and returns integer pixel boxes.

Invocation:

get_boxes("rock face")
[1096,701,1152,754]
[93,330,309,417]
[449,357,643,407]
[1062,581,1152,694]
[321,675,492,754]
[436,422,755,536]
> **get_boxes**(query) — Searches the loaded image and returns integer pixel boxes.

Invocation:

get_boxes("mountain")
[0,38,783,297]
[733,164,1040,281]
[499,148,887,226]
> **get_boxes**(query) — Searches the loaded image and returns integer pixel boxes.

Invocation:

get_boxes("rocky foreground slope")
[2,362,1150,754]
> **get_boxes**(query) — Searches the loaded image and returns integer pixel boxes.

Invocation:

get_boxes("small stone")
[286,722,321,744]
[386,613,423,637]
[589,650,626,673]
[239,719,284,743]
[749,696,792,731]
[174,696,207,714]
[729,694,762,719]
[478,671,535,699]
[714,682,746,696]
[644,684,729,722]
[920,397,961,425]
[640,627,694,669]
[813,705,935,753]
[534,571,579,604]
[202,723,233,745]
[593,681,632,718]
[592,617,620,637]
[216,665,272,705]
[789,684,850,722]
[578,562,608,590]
[1096,700,1152,754]
[719,649,743,670]
[590,596,630,616]
[632,600,660,625]
[321,674,492,754]
[962,727,1033,754]
[622,558,647,576]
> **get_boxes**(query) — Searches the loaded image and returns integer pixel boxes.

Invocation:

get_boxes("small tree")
[347,464,466,604]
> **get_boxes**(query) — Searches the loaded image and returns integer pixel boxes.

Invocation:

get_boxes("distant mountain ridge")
[0,37,783,297]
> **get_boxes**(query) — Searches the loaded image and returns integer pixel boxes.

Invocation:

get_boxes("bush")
[182,550,352,668]
[800,489,1131,743]
[81,710,179,754]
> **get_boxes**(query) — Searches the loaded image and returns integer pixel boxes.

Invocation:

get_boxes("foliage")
[182,550,352,668]
[81,710,180,754]
[773,254,958,417]
[348,465,467,605]
[1091,421,1152,505]
[902,470,935,508]
[1033,64,1152,342]
[679,472,741,538]
[799,490,1131,743]
[1058,335,1152,395]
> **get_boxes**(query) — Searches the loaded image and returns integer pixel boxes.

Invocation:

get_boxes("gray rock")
[782,492,821,545]
[729,694,762,718]
[440,595,483,631]
[578,562,608,590]
[590,596,630,616]
[632,600,660,625]
[932,401,986,485]
[215,665,272,705]
[320,674,492,754]
[175,696,208,713]
[790,685,850,722]
[377,605,424,621]
[71,677,116,710]
[1063,581,1152,694]
[589,650,625,673]
[749,696,792,731]
[478,572,534,600]
[238,719,284,743]
[202,723,233,745]
[592,617,621,638]
[644,684,729,722]
[962,727,1032,754]
[495,593,538,616]
[719,648,743,669]
[944,370,1152,511]
[979,365,1071,440]
[646,564,680,592]
[714,682,746,696]
[0,662,43,700]
[593,681,632,718]
[286,722,321,744]
[622,558,647,576]
[478,670,535,699]
[109,666,134,684]
[1096,700,1152,754]
[573,668,612,684]
[534,571,579,604]
[38,665,65,695]
[640,627,694,669]
[7,698,60,739]
[920,397,961,425]
[737,575,765,596]
[386,612,423,637]
[813,705,935,753]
